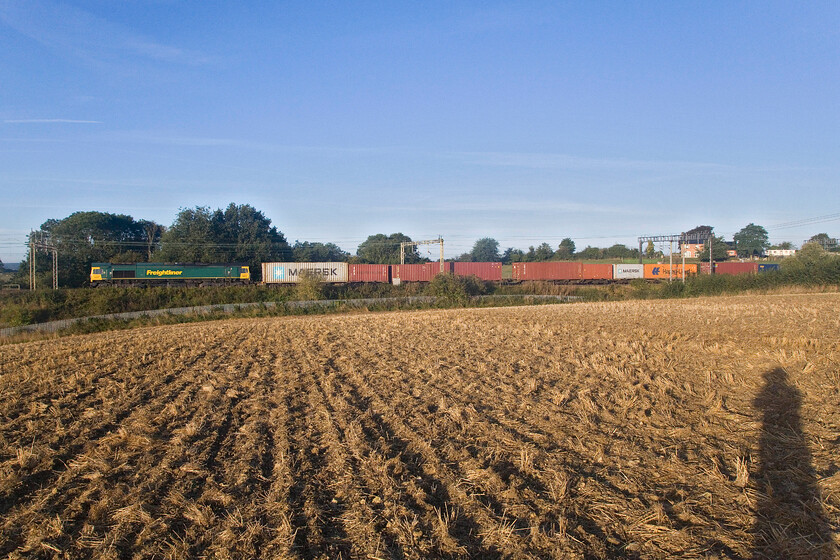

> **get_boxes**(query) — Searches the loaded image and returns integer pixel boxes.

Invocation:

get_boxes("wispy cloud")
[452,150,820,174]
[4,119,102,124]
[0,0,211,68]
[453,151,732,172]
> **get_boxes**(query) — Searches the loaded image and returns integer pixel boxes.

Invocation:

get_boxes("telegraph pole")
[29,231,58,290]
[400,237,445,272]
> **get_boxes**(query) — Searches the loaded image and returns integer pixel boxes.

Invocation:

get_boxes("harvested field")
[1,293,839,559]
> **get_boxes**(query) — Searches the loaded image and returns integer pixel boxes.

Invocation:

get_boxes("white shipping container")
[262,262,348,283]
[613,264,645,279]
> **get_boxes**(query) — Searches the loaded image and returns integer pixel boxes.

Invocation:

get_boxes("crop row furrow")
[325,345,542,559]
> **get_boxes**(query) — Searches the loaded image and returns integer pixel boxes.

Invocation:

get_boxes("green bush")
[294,271,324,301]
[426,274,489,305]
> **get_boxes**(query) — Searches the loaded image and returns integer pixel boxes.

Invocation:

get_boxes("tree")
[533,243,554,261]
[20,211,160,287]
[292,241,349,262]
[605,244,634,260]
[769,241,795,250]
[158,203,291,278]
[683,225,714,242]
[157,207,217,263]
[576,246,603,260]
[139,220,165,260]
[502,248,525,264]
[556,238,576,260]
[356,233,424,264]
[645,240,656,259]
[470,238,500,262]
[697,235,729,261]
[733,223,770,257]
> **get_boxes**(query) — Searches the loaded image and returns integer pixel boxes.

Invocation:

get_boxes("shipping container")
[453,262,503,281]
[699,262,713,275]
[512,262,583,281]
[643,263,699,280]
[582,263,613,281]
[262,262,348,283]
[714,262,758,276]
[392,262,451,282]
[348,264,390,283]
[758,263,780,272]
[613,264,644,279]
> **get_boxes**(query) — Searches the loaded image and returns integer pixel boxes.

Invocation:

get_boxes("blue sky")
[1,1,838,263]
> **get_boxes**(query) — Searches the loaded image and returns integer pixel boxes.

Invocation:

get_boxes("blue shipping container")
[758,264,780,272]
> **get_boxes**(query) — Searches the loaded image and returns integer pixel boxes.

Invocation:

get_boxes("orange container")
[512,262,583,281]
[348,264,390,283]
[453,262,502,281]
[643,263,698,279]
[582,263,613,280]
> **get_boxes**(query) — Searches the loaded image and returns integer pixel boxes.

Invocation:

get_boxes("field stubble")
[1,294,839,559]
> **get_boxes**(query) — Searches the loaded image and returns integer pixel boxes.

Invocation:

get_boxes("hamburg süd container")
[348,264,391,283]
[453,262,503,281]
[714,262,758,276]
[613,264,644,280]
[643,263,698,279]
[262,262,348,283]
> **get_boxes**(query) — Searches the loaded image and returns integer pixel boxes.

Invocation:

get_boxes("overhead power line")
[766,213,840,231]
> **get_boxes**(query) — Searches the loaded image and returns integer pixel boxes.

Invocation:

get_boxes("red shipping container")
[453,262,502,281]
[348,264,390,283]
[393,262,451,282]
[699,262,713,275]
[715,262,758,276]
[512,262,583,281]
[582,263,613,280]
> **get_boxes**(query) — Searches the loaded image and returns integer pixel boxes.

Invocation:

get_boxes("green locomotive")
[90,263,250,286]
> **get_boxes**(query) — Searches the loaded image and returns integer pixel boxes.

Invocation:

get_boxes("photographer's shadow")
[752,368,835,559]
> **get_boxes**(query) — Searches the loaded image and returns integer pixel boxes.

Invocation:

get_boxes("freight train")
[90,260,777,286]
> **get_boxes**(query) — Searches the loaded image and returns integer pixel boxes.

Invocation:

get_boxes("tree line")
[15,204,837,288]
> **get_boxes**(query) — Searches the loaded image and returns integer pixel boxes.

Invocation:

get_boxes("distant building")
[680,240,738,259]
[680,243,704,258]
[804,237,838,250]
[767,249,797,258]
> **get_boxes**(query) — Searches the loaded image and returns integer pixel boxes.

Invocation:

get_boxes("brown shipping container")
[700,262,713,275]
[512,262,583,281]
[582,263,613,280]
[453,262,502,281]
[643,264,699,279]
[348,264,390,283]
[715,262,758,276]
[392,262,451,282]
